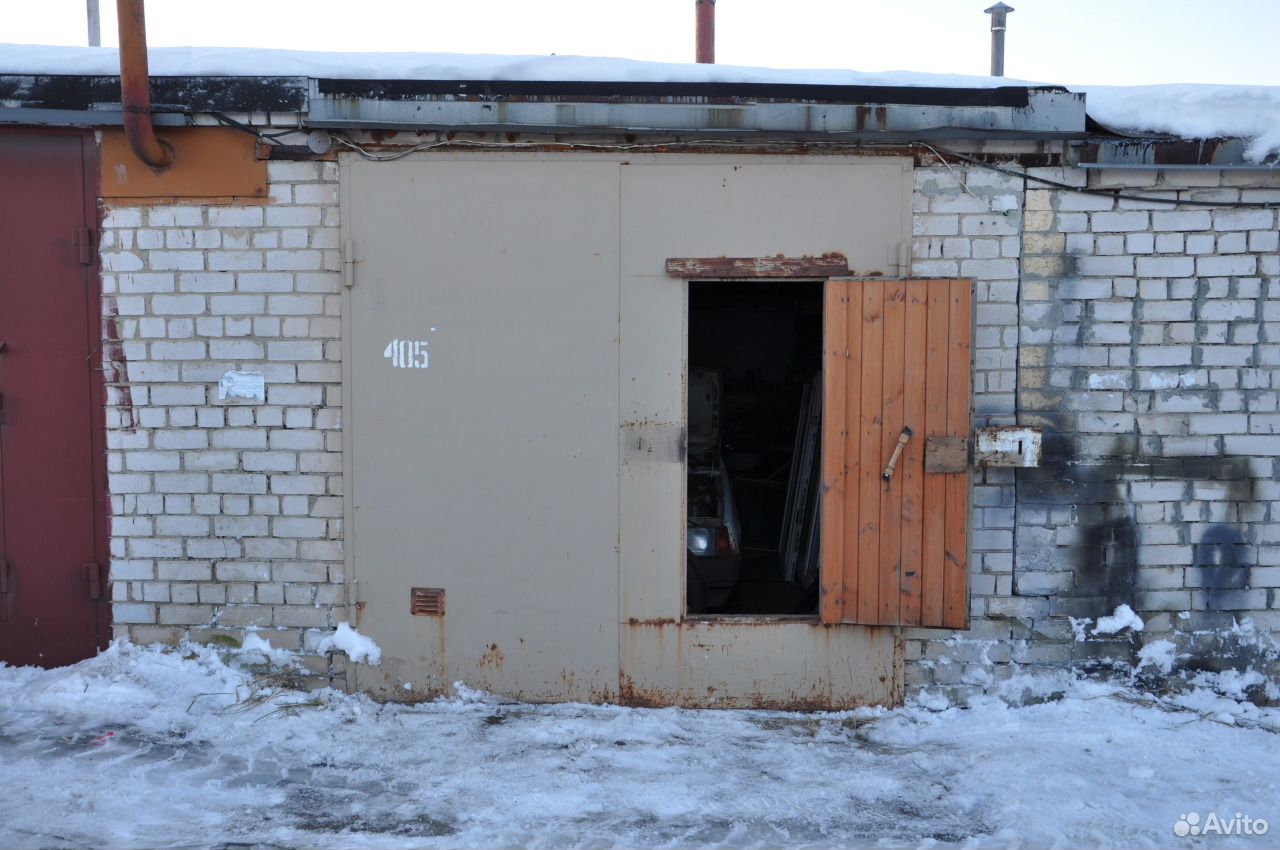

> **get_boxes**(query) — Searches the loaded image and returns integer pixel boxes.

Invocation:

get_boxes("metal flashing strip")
[0,107,188,127]
[314,77,1057,107]
[0,73,1086,137]
[1076,163,1280,171]
[306,85,1085,136]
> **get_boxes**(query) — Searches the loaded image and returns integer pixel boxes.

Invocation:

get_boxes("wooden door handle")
[882,426,913,481]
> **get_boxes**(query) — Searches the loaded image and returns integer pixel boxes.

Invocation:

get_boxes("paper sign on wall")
[218,370,266,401]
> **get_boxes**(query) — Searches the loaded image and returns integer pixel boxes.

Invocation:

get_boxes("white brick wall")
[103,159,344,653]
[907,159,1280,698]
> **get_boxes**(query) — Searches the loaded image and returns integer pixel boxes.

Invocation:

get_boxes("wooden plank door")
[0,130,108,667]
[820,278,971,629]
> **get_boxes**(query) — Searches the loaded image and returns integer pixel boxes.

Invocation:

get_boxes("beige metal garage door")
[342,152,922,707]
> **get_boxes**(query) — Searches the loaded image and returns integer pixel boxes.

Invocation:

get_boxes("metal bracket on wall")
[973,427,1042,468]
[86,562,102,600]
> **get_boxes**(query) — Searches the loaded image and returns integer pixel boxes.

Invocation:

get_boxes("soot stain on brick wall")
[1021,419,1257,619]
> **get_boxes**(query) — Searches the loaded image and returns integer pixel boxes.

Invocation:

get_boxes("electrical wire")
[920,144,1279,210]
[320,131,1280,210]
[327,133,814,160]
[207,111,303,145]
[917,143,983,201]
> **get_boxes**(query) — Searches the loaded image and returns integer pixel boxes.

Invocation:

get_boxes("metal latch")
[974,427,1042,468]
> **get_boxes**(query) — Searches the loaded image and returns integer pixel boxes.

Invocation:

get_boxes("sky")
[3,0,1279,87]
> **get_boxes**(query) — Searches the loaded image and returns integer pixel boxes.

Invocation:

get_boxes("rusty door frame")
[681,273,829,625]
[680,274,975,629]
[0,127,111,654]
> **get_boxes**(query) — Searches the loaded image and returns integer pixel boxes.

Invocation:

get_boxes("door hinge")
[86,562,102,600]
[342,239,359,288]
[72,226,94,265]
[0,560,10,594]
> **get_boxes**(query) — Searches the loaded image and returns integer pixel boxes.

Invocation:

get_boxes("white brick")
[208,207,264,227]
[265,206,324,227]
[242,452,297,472]
[962,215,1019,236]
[103,208,143,228]
[1074,256,1134,276]
[212,473,268,494]
[1151,210,1211,231]
[1213,209,1274,230]
[1091,211,1148,232]
[266,250,323,271]
[208,251,263,271]
[113,603,156,624]
[148,207,203,227]
[148,251,205,271]
[296,273,341,293]
[293,184,338,205]
[118,273,176,293]
[125,452,180,472]
[1135,256,1194,278]
[154,430,208,450]
[280,229,309,248]
[211,294,266,315]
[103,251,145,272]
[1196,256,1257,276]
[151,295,205,315]
[237,272,294,292]
[211,429,268,450]
[267,295,325,315]
[1057,192,1114,211]
[151,340,206,360]
[179,272,235,293]
[267,341,324,361]
[208,339,264,359]
[268,161,322,182]
[960,258,1018,278]
[1248,230,1279,252]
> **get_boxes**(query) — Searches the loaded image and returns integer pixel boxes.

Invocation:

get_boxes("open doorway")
[686,280,824,616]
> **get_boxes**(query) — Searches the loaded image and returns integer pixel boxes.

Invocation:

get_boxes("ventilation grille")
[410,587,445,616]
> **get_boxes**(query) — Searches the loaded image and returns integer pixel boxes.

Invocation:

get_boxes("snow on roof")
[0,43,1030,88]
[4,43,1280,160]
[1085,84,1280,163]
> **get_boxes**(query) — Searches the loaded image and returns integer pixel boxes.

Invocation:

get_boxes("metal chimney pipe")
[696,0,715,64]
[87,0,101,46]
[984,2,1013,77]
[117,0,174,170]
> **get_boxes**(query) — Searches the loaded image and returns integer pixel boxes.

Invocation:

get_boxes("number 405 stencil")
[383,330,435,369]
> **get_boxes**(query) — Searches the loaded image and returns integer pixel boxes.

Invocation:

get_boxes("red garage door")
[0,130,109,667]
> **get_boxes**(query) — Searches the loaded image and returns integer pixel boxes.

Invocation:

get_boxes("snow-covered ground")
[1,641,1277,849]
